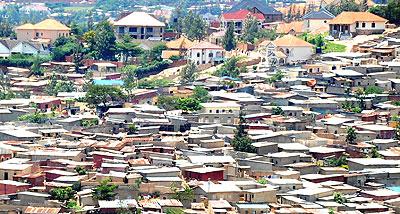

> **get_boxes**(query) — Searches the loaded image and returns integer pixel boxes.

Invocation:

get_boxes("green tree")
[93,20,116,60]
[171,183,194,205]
[83,30,96,57]
[0,72,15,100]
[46,74,76,96]
[354,88,366,110]
[52,36,78,61]
[165,208,184,214]
[70,22,84,36]
[31,55,45,76]
[72,37,85,73]
[50,187,76,202]
[18,112,53,124]
[85,85,125,108]
[272,107,284,115]
[116,35,143,63]
[222,23,236,51]
[326,155,347,167]
[256,29,278,41]
[182,11,207,41]
[346,127,357,145]
[157,95,179,111]
[242,15,259,44]
[257,178,267,184]
[333,192,347,204]
[214,57,241,78]
[127,124,138,134]
[191,86,210,103]
[170,0,187,35]
[93,179,118,201]
[180,61,198,84]
[140,43,167,64]
[369,0,400,25]
[267,70,285,83]
[395,123,400,140]
[364,85,384,94]
[370,147,382,158]
[327,0,361,16]
[121,65,138,99]
[75,166,87,175]
[231,113,256,153]
[177,97,201,111]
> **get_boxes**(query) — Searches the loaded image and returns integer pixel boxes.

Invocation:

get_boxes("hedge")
[136,60,171,79]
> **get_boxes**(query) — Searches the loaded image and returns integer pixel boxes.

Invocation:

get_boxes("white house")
[113,12,165,40]
[0,40,49,58]
[188,41,224,65]
[329,12,387,39]
[302,8,335,33]
[272,35,314,64]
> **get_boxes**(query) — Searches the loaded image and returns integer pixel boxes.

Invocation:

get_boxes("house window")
[216,110,219,113]
[36,32,39,37]
[146,27,153,33]
[362,23,366,28]
[209,52,213,58]
[129,27,137,32]
[372,22,376,28]
[4,172,8,180]
[356,22,359,28]
[209,110,212,113]
[160,28,163,33]
[197,53,200,57]
[119,27,125,34]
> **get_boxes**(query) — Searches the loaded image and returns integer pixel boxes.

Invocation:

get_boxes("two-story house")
[329,12,387,39]
[188,41,224,65]
[113,12,165,40]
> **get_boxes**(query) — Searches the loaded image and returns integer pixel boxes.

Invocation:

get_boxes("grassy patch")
[324,41,347,53]
[64,6,93,12]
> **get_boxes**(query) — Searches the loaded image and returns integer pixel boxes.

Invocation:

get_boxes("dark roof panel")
[303,8,335,20]
[228,0,282,15]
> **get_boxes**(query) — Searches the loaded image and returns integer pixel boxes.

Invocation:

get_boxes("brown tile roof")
[24,206,61,214]
[276,21,305,34]
[16,19,70,31]
[189,41,223,50]
[166,36,194,50]
[329,12,387,25]
[273,35,313,47]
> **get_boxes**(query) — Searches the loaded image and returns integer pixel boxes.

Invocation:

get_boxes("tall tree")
[0,71,15,100]
[85,85,125,108]
[180,61,198,84]
[231,113,256,153]
[369,0,400,25]
[327,0,360,16]
[182,11,207,41]
[121,65,138,99]
[222,23,236,51]
[116,35,143,63]
[92,179,118,201]
[93,20,116,60]
[170,0,188,35]
[346,127,357,145]
[191,86,210,103]
[242,15,259,44]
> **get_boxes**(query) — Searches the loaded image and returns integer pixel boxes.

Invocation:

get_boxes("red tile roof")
[222,9,264,21]
[24,207,61,214]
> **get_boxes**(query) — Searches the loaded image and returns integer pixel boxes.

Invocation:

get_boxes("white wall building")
[188,41,224,65]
